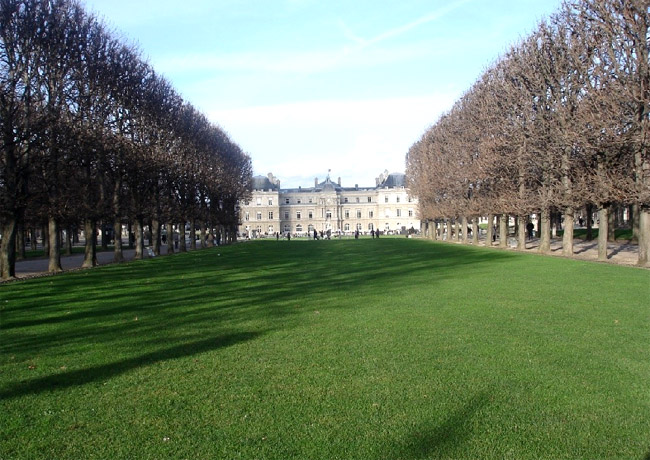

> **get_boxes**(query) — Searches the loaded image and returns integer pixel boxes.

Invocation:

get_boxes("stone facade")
[238,171,420,237]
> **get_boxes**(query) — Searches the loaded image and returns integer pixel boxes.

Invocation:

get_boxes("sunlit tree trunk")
[499,214,508,248]
[562,208,574,257]
[597,206,608,261]
[48,217,63,273]
[539,208,551,254]
[82,218,97,268]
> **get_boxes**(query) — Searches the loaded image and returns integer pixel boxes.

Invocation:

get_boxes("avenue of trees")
[406,0,650,267]
[0,0,252,279]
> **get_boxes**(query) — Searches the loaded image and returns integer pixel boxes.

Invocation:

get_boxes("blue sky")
[82,0,564,188]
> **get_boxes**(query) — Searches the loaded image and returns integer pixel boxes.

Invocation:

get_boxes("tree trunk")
[597,206,608,261]
[0,219,17,279]
[485,214,494,247]
[200,221,207,248]
[562,207,575,257]
[30,228,37,251]
[179,222,187,252]
[16,223,25,260]
[630,204,639,242]
[82,219,97,268]
[499,214,508,248]
[638,207,650,267]
[152,219,161,256]
[586,204,594,240]
[47,217,62,273]
[461,216,468,244]
[516,216,526,251]
[190,218,197,250]
[134,218,145,259]
[64,226,73,256]
[472,218,478,245]
[607,204,616,242]
[539,208,551,254]
[113,220,124,262]
[42,224,50,258]
[166,223,174,254]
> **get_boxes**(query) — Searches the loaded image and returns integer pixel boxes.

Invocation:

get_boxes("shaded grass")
[1,239,649,459]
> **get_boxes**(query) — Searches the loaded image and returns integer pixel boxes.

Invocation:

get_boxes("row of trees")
[406,0,649,266]
[0,0,253,279]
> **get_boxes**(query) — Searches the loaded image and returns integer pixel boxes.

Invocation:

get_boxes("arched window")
[344,223,350,231]
[296,224,303,233]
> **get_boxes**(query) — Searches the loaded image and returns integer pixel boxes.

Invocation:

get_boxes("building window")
[268,198,273,205]
[296,224,303,232]
[296,211,301,220]
[397,209,402,217]
[308,211,313,219]
[408,197,413,202]
[408,209,413,217]
[368,223,374,231]
[384,208,391,217]
[356,223,362,231]
[326,210,332,219]
[256,197,262,206]
[369,211,374,218]
[268,225,274,233]
[384,196,389,203]
[344,223,350,231]
[284,224,290,233]
[297,198,302,204]
[345,210,350,219]
[308,224,314,232]
[284,211,289,219]
[285,198,290,204]
[356,197,360,203]
[368,197,372,202]
[268,211,274,219]
[308,198,313,204]
[244,200,250,206]
[385,222,390,230]
[256,212,262,220]
[344,197,348,203]
[356,210,361,218]
[397,196,401,203]
[245,212,250,221]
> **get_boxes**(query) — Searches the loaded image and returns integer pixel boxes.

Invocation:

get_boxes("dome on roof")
[251,175,279,191]
[380,172,406,188]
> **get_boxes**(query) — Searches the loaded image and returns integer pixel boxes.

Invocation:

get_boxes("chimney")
[338,177,341,186]
[315,178,318,187]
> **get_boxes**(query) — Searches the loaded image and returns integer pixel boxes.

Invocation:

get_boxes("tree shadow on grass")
[0,330,264,400]
[393,391,489,460]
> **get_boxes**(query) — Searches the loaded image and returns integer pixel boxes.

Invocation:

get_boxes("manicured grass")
[1,239,648,459]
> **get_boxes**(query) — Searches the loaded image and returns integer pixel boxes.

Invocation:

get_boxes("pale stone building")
[238,171,420,237]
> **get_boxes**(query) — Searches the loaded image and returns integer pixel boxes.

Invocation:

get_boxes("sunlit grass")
[1,238,648,459]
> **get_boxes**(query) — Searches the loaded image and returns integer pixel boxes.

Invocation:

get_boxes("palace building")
[238,170,420,237]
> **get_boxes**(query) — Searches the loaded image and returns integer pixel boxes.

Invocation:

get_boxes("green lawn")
[1,239,648,459]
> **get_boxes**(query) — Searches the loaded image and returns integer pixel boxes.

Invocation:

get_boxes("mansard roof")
[251,175,279,191]
[378,172,406,188]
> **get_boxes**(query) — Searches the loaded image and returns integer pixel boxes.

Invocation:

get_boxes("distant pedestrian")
[354,229,359,239]
[276,232,279,241]
[526,222,534,240]
[375,229,380,238]
[287,232,291,241]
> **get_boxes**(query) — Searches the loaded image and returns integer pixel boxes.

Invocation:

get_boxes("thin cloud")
[340,0,473,49]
